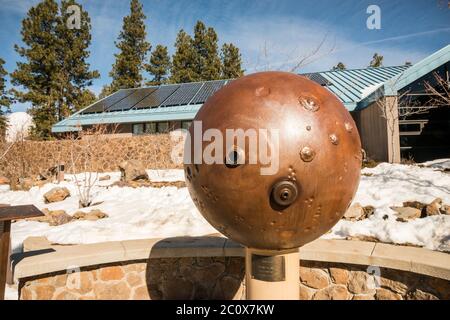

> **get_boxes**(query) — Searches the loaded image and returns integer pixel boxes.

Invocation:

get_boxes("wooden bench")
[0,205,44,300]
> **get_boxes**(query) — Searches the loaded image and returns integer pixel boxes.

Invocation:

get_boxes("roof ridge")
[303,65,409,76]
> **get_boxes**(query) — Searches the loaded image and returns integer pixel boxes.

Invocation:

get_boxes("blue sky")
[1,0,449,112]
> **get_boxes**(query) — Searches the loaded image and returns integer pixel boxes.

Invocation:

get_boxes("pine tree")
[11,0,99,139]
[220,43,244,79]
[193,21,221,80]
[75,89,97,110]
[99,85,112,99]
[369,53,383,68]
[109,0,150,92]
[146,45,171,86]
[170,29,199,83]
[332,62,346,71]
[58,0,100,115]
[11,0,59,139]
[0,58,12,138]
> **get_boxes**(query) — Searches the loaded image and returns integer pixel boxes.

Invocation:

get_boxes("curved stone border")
[12,236,450,282]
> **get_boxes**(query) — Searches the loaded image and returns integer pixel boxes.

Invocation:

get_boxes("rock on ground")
[402,200,427,210]
[27,208,72,226]
[119,160,149,182]
[343,203,375,221]
[343,203,364,221]
[0,176,10,185]
[99,175,111,181]
[43,187,70,203]
[73,209,108,221]
[425,198,442,216]
[391,206,421,222]
[440,204,450,215]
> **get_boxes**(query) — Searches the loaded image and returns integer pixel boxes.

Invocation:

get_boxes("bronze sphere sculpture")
[184,71,361,250]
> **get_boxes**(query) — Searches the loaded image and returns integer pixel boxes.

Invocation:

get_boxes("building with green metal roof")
[52,45,450,163]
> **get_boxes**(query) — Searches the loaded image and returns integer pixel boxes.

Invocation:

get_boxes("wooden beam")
[0,220,11,300]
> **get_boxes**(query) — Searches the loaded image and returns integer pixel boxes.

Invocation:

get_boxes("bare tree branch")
[424,71,450,108]
[65,124,119,208]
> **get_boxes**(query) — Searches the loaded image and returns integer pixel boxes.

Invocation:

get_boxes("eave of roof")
[51,104,202,133]
[383,44,450,95]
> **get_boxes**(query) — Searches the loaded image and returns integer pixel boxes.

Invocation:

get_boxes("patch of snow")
[147,169,185,182]
[5,112,33,143]
[360,83,383,99]
[1,163,449,254]
[5,284,18,300]
[421,158,450,170]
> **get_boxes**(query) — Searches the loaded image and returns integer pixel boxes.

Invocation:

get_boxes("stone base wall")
[0,134,181,185]
[19,257,245,300]
[300,261,449,300]
[18,258,449,300]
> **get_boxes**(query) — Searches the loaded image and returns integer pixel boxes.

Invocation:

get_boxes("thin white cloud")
[218,16,443,73]
[0,0,41,15]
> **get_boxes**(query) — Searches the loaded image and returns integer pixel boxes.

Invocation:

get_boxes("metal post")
[245,247,299,300]
[57,164,65,183]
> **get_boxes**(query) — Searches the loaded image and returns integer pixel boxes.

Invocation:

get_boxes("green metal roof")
[356,44,450,110]
[303,65,410,110]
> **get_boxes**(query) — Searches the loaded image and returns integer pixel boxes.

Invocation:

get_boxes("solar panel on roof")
[133,85,180,109]
[190,80,226,104]
[303,73,332,86]
[105,87,157,112]
[81,89,136,114]
[161,82,203,107]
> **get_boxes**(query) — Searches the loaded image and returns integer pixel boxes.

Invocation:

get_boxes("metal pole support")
[245,247,299,300]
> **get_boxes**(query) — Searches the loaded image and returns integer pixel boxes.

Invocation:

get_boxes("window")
[133,122,169,135]
[132,123,144,135]
[145,122,156,134]
[157,122,169,133]
[181,121,192,130]
[399,123,421,132]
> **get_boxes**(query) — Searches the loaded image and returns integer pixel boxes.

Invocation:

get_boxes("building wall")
[352,98,400,163]
[352,101,388,162]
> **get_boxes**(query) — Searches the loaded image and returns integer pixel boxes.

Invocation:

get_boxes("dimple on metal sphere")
[184,71,362,250]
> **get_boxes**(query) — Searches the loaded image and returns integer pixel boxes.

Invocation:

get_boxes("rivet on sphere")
[344,122,353,132]
[300,146,316,162]
[329,133,339,145]
[306,125,312,131]
[255,86,270,97]
[299,97,319,112]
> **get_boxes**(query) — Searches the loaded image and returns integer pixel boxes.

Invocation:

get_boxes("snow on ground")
[5,284,18,300]
[2,171,216,254]
[324,162,450,252]
[422,158,450,171]
[1,163,449,256]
